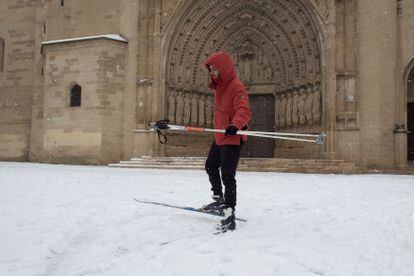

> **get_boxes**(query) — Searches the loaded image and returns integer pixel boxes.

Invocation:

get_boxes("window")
[70,84,81,107]
[60,0,64,7]
[0,37,4,73]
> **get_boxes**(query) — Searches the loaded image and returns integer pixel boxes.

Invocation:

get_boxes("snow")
[1,162,414,276]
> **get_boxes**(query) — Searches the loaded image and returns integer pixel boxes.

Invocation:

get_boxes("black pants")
[205,141,243,209]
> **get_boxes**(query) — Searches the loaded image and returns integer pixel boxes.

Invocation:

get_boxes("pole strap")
[149,119,170,144]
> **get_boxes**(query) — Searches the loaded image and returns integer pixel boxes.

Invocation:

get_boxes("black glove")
[224,125,238,136]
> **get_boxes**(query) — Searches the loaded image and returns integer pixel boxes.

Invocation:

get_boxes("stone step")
[122,159,204,164]
[137,156,206,161]
[109,163,354,174]
[109,156,358,173]
[109,163,205,170]
[131,156,350,164]
[128,158,205,164]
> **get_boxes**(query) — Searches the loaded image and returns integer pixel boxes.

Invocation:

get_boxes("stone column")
[358,0,398,167]
[323,0,338,159]
[120,0,140,159]
[394,0,408,168]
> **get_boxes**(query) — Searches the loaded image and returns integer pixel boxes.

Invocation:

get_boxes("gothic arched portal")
[163,0,325,158]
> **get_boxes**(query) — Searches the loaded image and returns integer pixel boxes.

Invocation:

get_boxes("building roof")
[41,34,128,46]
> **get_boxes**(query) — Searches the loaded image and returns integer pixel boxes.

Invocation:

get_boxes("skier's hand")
[224,125,238,136]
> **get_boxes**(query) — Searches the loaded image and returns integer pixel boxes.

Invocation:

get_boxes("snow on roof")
[41,34,128,46]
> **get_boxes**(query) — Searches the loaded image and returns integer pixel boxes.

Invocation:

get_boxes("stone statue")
[280,93,287,128]
[240,41,253,84]
[175,91,184,125]
[167,89,176,124]
[206,94,214,127]
[264,65,273,81]
[305,85,314,125]
[298,87,306,125]
[198,94,206,127]
[183,92,191,125]
[241,56,252,84]
[257,50,264,81]
[312,82,321,123]
[275,94,281,128]
[191,93,198,126]
[286,92,293,126]
[292,89,299,127]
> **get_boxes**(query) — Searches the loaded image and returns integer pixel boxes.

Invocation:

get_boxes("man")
[201,51,252,232]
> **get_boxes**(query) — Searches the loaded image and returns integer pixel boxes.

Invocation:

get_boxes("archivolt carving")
[165,0,323,129]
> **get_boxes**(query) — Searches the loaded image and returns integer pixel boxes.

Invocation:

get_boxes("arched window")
[70,84,81,107]
[0,37,4,72]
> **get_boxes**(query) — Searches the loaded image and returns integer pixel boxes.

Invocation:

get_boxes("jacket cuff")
[230,121,243,130]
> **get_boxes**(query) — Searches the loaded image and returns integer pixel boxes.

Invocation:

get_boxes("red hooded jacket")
[205,52,252,146]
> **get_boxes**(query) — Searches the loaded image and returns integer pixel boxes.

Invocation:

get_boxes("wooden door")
[408,102,414,161]
[241,94,275,158]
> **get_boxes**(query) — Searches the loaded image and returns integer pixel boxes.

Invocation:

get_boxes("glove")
[224,125,238,136]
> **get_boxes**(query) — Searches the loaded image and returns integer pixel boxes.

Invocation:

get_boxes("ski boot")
[216,207,236,233]
[200,195,224,216]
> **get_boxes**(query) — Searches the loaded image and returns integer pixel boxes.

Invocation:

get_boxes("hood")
[204,51,236,90]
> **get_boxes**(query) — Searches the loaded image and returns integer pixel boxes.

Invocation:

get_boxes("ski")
[133,198,247,222]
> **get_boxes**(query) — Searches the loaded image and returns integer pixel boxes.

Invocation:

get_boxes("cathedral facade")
[0,0,413,168]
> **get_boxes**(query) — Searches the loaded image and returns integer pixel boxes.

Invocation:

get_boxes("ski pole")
[140,119,326,145]
[163,124,325,144]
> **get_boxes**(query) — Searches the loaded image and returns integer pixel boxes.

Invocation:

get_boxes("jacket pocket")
[214,109,231,130]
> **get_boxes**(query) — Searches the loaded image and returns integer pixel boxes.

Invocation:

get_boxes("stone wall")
[0,0,37,160]
[41,39,126,164]
[45,0,122,40]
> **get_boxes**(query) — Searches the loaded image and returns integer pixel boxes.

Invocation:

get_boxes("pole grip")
[185,127,205,132]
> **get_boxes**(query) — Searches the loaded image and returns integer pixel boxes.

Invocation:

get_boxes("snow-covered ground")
[1,162,414,276]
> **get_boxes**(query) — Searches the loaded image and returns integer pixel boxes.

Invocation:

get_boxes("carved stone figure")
[167,89,176,124]
[275,94,281,128]
[264,65,273,81]
[298,87,306,125]
[175,91,184,125]
[305,85,314,125]
[286,92,293,126]
[206,94,214,127]
[280,93,287,128]
[191,93,198,126]
[183,92,191,125]
[198,94,206,127]
[292,89,299,126]
[241,55,252,84]
[312,82,321,123]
